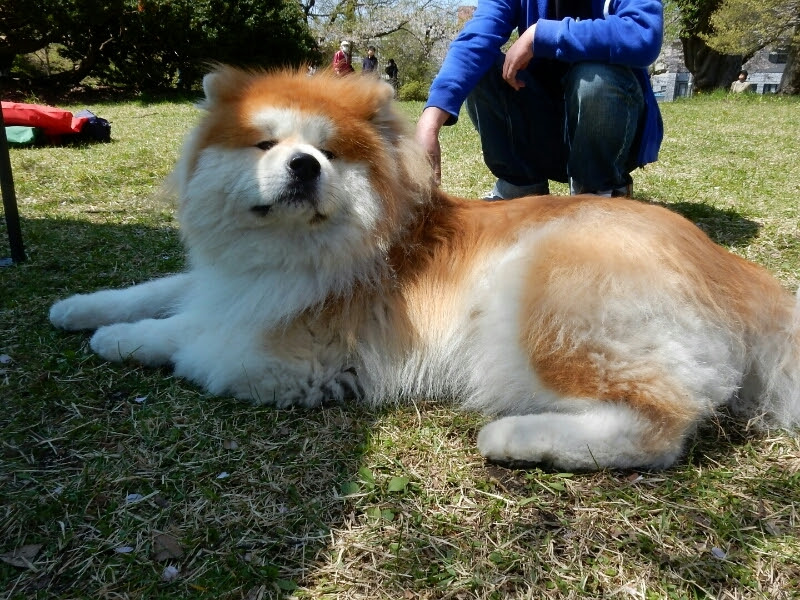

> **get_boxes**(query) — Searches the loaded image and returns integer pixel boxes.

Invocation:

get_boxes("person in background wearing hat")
[730,70,755,93]
[333,41,355,76]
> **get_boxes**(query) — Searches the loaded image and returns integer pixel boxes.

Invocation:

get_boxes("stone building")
[650,42,788,100]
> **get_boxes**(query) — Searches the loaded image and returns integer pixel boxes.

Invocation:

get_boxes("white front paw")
[477,420,513,461]
[50,295,100,330]
[90,324,138,362]
[90,323,173,366]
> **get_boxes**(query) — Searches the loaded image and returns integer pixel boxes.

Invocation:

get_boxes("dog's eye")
[255,140,277,151]
[320,149,336,160]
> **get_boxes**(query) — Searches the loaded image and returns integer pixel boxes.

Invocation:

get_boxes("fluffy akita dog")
[50,67,800,471]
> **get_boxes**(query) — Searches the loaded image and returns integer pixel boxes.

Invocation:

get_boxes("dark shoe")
[570,178,633,198]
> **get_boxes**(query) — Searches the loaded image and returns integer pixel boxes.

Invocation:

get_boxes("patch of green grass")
[2,92,800,599]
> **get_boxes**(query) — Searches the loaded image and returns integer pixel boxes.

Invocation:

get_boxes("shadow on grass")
[2,216,381,598]
[646,198,762,248]
[2,79,202,107]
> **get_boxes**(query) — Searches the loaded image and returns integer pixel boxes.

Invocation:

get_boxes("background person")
[730,69,755,93]
[385,58,399,89]
[333,40,354,76]
[362,46,378,75]
[415,0,664,199]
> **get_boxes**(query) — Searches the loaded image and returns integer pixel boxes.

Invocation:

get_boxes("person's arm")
[418,0,518,184]
[533,0,663,68]
[414,107,452,186]
[424,0,518,126]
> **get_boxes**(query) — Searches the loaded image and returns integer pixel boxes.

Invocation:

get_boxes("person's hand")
[503,24,536,91]
[415,107,450,186]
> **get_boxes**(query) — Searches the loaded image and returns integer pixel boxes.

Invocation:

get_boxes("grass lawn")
[1,90,799,599]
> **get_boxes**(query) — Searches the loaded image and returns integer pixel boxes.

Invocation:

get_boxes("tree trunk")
[779,39,799,95]
[681,34,743,92]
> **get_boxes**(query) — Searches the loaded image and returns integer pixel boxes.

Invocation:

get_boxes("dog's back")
[371,191,800,469]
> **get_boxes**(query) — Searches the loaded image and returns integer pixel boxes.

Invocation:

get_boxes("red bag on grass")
[1,101,88,136]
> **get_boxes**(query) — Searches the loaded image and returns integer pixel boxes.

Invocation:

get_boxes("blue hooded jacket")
[426,0,664,166]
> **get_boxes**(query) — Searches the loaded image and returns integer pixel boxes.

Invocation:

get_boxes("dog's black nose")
[288,152,321,182]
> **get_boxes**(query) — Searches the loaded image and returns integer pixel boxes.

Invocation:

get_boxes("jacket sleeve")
[533,0,663,68]
[425,0,519,123]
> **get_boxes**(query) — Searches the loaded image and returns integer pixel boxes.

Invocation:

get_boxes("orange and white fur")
[50,67,800,470]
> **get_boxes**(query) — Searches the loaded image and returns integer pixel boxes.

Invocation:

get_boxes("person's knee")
[565,63,642,114]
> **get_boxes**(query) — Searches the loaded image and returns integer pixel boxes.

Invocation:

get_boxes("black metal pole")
[0,101,26,264]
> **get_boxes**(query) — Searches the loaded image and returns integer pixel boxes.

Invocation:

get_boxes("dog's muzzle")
[280,152,321,204]
[251,152,322,216]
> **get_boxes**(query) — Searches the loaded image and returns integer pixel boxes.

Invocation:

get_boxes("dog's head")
[171,66,433,282]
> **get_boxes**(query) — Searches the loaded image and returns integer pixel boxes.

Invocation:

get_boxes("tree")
[0,0,123,85]
[3,0,318,91]
[52,0,127,87]
[304,0,458,94]
[670,0,744,92]
[0,2,56,73]
[703,0,800,94]
[103,0,318,90]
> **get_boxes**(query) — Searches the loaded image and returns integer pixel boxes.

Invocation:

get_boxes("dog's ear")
[372,79,396,109]
[201,72,223,106]
[369,80,406,141]
[199,66,250,109]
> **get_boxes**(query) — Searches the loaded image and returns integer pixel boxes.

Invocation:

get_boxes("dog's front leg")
[89,314,196,367]
[50,273,192,331]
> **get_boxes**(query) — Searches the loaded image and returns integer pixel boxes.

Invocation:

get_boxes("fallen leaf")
[153,533,184,562]
[762,520,782,536]
[245,585,266,600]
[0,544,42,568]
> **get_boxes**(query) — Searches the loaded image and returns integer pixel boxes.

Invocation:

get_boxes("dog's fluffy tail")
[740,285,800,429]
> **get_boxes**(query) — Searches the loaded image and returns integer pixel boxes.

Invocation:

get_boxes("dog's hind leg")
[477,396,698,471]
[476,320,705,470]
[50,273,192,331]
